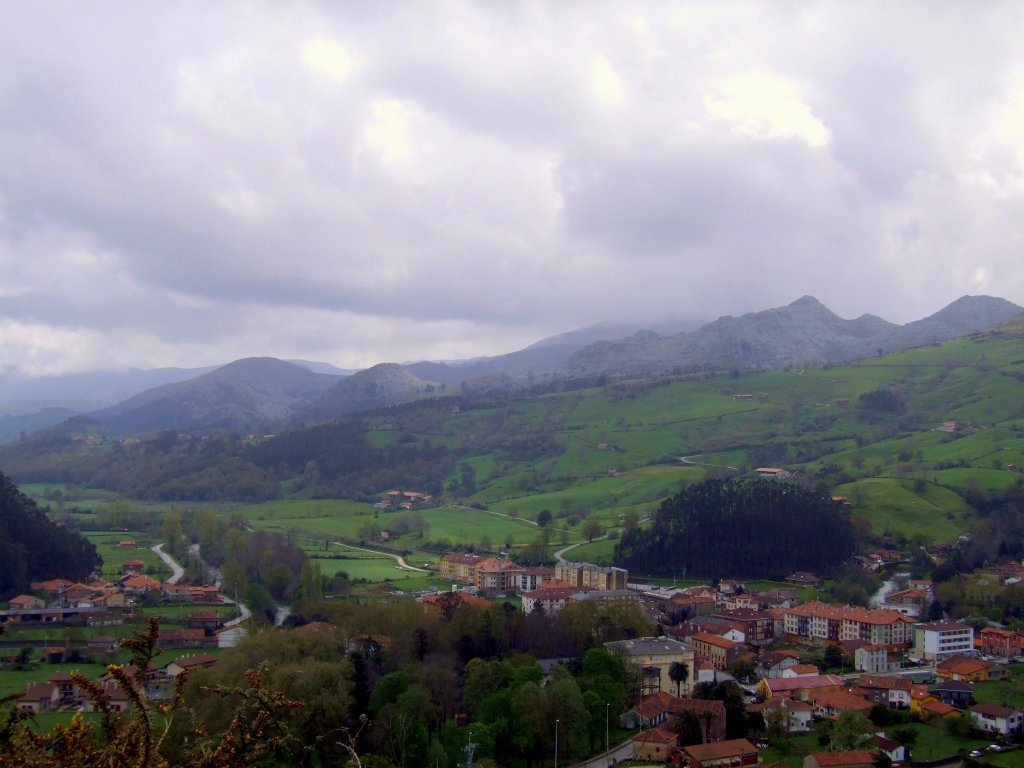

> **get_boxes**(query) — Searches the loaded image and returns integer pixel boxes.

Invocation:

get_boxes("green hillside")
[6,321,1024,559]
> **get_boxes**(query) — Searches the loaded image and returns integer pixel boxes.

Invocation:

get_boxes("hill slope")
[92,357,340,435]
[563,295,1023,376]
[302,363,441,421]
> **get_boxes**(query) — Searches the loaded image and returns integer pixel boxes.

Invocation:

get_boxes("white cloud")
[705,72,831,147]
[301,36,356,84]
[0,1,1022,375]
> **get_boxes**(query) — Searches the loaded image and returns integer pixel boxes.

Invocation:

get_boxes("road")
[152,542,251,625]
[568,737,634,768]
[554,532,612,564]
[330,540,430,572]
[678,455,738,470]
[452,504,538,525]
[150,543,184,583]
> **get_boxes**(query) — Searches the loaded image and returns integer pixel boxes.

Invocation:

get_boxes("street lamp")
[605,702,611,766]
[554,718,559,768]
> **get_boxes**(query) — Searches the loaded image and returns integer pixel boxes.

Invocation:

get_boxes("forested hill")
[0,472,100,599]
[614,478,856,579]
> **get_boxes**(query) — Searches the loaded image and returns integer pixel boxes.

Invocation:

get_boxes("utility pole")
[554,718,559,768]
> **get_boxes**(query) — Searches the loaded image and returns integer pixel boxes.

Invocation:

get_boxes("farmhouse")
[376,490,434,510]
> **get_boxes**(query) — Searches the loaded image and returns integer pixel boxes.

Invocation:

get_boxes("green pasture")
[756,721,989,768]
[84,532,170,581]
[487,465,697,522]
[308,550,439,591]
[934,467,1023,491]
[972,663,1024,709]
[224,498,368,521]
[0,663,111,699]
[833,477,969,541]
[561,537,617,566]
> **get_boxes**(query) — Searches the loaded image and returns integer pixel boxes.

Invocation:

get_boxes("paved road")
[330,540,430,572]
[153,542,251,625]
[567,737,634,768]
[554,532,611,564]
[151,543,185,583]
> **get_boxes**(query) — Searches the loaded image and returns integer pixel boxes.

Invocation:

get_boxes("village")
[3,544,1024,766]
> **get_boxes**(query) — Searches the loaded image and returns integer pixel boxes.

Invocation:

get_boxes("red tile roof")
[684,738,757,762]
[808,749,876,767]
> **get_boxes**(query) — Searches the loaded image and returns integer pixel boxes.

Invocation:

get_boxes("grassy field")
[972,663,1024,709]
[832,478,971,541]
[755,722,992,768]
[84,532,171,582]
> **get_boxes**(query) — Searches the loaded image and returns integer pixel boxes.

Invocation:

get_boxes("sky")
[1,1,1023,375]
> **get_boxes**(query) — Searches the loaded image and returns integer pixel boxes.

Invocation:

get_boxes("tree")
[536,509,552,528]
[823,644,844,670]
[729,658,755,683]
[0,619,312,768]
[669,660,690,696]
[831,710,874,750]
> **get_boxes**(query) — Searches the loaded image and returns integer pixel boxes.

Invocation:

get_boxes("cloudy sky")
[1,1,1023,375]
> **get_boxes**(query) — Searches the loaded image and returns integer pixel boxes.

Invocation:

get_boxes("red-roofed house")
[937,654,1008,682]
[17,682,60,713]
[979,626,1023,658]
[853,675,912,708]
[811,690,874,718]
[759,675,844,701]
[750,696,815,733]
[165,654,218,677]
[782,663,821,678]
[7,594,44,611]
[632,727,678,763]
[691,631,740,670]
[683,738,758,768]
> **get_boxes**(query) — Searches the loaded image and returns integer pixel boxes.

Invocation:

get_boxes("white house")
[970,704,1023,735]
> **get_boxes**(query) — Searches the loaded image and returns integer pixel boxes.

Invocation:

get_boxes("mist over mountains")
[2,294,1020,440]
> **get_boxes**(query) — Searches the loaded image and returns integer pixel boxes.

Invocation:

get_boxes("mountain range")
[4,294,1021,439]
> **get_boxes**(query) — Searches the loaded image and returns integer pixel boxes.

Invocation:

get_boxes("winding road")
[151,542,250,625]
[150,543,184,583]
[330,540,429,572]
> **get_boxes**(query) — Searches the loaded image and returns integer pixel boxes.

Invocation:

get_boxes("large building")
[438,554,523,593]
[554,561,628,591]
[439,553,482,583]
[605,636,694,698]
[783,602,915,649]
[913,621,974,661]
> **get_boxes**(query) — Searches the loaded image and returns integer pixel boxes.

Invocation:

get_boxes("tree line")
[614,478,856,579]
[0,471,99,599]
